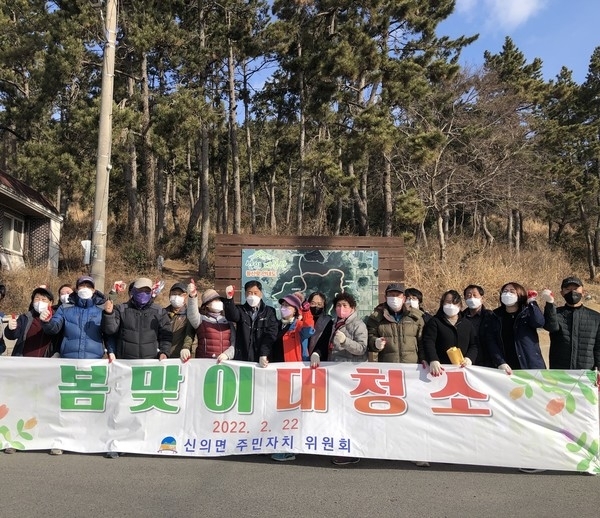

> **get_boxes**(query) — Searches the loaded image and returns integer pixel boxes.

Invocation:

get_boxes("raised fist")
[526,290,538,304]
[104,299,114,314]
[334,330,346,346]
[539,289,555,304]
[225,285,235,299]
[187,279,197,298]
[7,316,17,330]
[39,309,52,322]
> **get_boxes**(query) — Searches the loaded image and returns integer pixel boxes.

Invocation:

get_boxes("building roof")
[0,169,61,220]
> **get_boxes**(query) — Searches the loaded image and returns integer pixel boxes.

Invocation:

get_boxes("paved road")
[1,451,597,518]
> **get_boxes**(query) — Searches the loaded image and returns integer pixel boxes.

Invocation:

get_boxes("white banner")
[0,358,598,473]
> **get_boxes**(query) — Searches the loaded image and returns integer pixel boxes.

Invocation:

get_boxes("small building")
[0,169,62,275]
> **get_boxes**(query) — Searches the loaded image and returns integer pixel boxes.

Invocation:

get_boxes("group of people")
[1,274,599,467]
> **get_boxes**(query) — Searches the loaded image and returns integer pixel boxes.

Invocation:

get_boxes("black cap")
[561,276,583,289]
[31,286,54,302]
[169,282,188,293]
[385,283,405,293]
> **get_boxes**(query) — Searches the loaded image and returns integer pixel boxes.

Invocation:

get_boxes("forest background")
[2,0,600,317]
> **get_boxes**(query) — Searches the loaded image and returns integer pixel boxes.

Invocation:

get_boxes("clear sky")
[437,0,600,84]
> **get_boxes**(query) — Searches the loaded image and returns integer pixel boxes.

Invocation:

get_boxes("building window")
[2,214,25,254]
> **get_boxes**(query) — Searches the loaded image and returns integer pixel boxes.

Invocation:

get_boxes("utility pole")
[90,0,118,293]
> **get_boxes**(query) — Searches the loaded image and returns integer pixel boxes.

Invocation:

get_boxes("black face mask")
[564,291,582,305]
[310,307,323,317]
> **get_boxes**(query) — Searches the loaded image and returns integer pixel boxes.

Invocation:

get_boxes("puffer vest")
[195,319,232,358]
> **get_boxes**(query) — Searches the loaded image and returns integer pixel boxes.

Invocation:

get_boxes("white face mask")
[60,293,71,305]
[33,301,49,314]
[246,294,261,308]
[443,303,460,317]
[386,296,404,312]
[208,300,224,313]
[77,288,93,300]
[406,299,419,309]
[501,292,519,307]
[170,295,185,309]
[465,297,482,310]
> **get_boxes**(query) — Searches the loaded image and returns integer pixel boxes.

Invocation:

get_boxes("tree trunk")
[507,208,514,249]
[417,220,428,247]
[125,75,139,237]
[296,40,305,235]
[481,213,494,246]
[437,212,447,262]
[513,209,521,254]
[242,63,256,234]
[227,10,241,234]
[580,201,596,281]
[383,153,392,237]
[334,198,343,236]
[349,162,369,236]
[141,53,156,256]
[199,126,210,276]
[286,162,293,227]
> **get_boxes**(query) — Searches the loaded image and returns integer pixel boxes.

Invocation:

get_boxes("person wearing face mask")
[162,282,196,360]
[366,283,425,365]
[4,285,63,455]
[41,276,114,367]
[484,282,545,373]
[184,288,235,361]
[329,292,368,364]
[223,280,278,366]
[56,284,74,307]
[305,292,333,368]
[422,290,477,377]
[102,277,172,361]
[271,293,315,363]
[404,287,432,324]
[6,286,60,360]
[329,292,368,465]
[269,293,314,462]
[461,284,497,368]
[543,276,600,373]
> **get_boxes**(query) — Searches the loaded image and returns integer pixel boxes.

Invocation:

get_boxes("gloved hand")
[259,356,269,368]
[51,352,60,358]
[527,290,538,304]
[226,285,235,299]
[104,299,114,314]
[39,309,52,322]
[216,353,228,363]
[310,352,320,369]
[429,360,444,377]
[108,353,116,363]
[333,330,346,346]
[539,289,554,304]
[180,349,191,362]
[301,300,311,312]
[7,316,17,330]
[498,363,512,375]
[187,279,197,298]
[375,337,386,351]
[460,357,472,367]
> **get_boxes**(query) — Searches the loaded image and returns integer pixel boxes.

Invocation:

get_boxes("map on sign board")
[241,249,379,318]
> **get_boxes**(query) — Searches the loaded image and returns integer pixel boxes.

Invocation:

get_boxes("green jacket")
[366,304,424,363]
